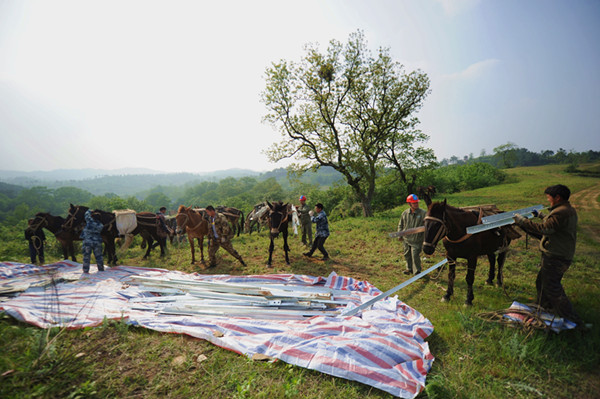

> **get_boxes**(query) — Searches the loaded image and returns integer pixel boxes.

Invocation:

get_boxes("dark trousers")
[307,236,328,258]
[28,240,44,264]
[536,254,581,323]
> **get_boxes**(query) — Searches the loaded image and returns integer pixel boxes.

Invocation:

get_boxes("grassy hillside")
[1,164,599,398]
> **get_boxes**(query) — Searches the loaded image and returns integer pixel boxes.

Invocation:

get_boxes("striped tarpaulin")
[0,261,434,398]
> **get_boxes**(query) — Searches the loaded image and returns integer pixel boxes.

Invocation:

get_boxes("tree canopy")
[262,31,432,216]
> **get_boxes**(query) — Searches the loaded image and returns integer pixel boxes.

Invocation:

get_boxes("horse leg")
[283,232,290,265]
[159,237,166,257]
[486,253,496,285]
[69,242,77,262]
[143,236,153,259]
[496,250,507,287]
[189,236,195,264]
[198,237,205,264]
[465,257,477,306]
[108,239,117,266]
[442,258,456,302]
[267,238,274,266]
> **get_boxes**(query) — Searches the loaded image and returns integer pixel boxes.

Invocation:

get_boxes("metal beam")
[388,226,425,238]
[480,205,544,224]
[340,259,448,317]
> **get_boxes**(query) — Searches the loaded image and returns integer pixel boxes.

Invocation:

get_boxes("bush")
[431,163,506,193]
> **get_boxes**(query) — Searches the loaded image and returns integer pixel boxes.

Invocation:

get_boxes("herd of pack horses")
[27,186,523,305]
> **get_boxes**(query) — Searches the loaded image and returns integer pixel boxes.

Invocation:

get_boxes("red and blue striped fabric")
[0,261,434,398]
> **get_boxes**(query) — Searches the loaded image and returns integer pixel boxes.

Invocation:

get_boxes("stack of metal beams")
[127,276,350,319]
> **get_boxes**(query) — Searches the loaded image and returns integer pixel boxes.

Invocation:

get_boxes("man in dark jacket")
[303,203,330,261]
[513,184,583,326]
[25,218,46,265]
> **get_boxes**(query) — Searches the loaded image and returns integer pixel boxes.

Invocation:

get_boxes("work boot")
[403,270,412,275]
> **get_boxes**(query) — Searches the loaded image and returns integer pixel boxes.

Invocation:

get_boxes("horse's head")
[423,199,448,255]
[63,204,88,230]
[175,205,190,234]
[28,212,49,233]
[267,201,288,237]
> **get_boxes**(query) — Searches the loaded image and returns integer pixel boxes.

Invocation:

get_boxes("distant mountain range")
[0,167,258,182]
[0,167,343,197]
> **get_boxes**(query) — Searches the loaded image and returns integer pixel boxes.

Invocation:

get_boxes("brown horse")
[216,206,244,236]
[64,204,120,265]
[266,201,290,267]
[422,199,517,305]
[175,205,210,264]
[30,212,80,261]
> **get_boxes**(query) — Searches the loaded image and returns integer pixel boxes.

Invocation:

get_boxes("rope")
[477,303,557,334]
[31,235,44,253]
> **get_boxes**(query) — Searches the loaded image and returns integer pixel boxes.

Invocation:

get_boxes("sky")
[1,0,599,173]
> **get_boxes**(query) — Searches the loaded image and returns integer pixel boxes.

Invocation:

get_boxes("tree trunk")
[360,199,373,217]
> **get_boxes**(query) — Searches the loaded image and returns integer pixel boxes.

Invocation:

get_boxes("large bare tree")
[262,31,431,216]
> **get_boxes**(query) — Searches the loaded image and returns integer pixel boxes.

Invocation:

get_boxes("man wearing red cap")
[398,194,426,275]
[297,195,313,247]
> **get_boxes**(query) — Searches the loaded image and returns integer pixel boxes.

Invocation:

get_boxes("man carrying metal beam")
[512,184,585,328]
[398,194,427,275]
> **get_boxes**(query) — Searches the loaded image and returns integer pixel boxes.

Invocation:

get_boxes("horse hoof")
[496,281,503,288]
[441,296,450,303]
[464,302,473,307]
[485,280,493,286]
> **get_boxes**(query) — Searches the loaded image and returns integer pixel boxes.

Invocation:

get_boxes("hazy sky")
[1,0,599,173]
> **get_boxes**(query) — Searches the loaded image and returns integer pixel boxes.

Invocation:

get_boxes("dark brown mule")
[64,204,119,265]
[216,206,244,236]
[132,212,169,259]
[266,201,290,267]
[30,212,80,261]
[175,205,210,264]
[422,199,516,305]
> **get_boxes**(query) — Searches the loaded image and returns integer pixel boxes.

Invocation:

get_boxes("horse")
[131,212,169,259]
[422,199,518,305]
[266,201,290,267]
[30,212,80,261]
[216,206,244,236]
[245,203,268,234]
[64,204,120,265]
[175,205,210,264]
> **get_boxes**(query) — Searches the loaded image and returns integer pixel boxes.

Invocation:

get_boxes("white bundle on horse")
[290,205,300,235]
[253,205,268,220]
[113,209,137,251]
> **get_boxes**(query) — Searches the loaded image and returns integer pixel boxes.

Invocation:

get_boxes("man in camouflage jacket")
[205,205,246,268]
[81,209,105,273]
[297,195,313,246]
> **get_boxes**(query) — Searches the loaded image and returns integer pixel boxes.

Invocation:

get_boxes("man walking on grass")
[303,203,329,261]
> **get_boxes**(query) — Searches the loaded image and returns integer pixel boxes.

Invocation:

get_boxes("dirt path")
[570,183,600,244]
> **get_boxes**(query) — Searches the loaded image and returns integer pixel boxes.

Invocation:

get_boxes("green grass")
[1,163,599,398]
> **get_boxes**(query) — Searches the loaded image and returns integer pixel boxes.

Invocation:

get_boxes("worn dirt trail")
[570,183,600,244]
